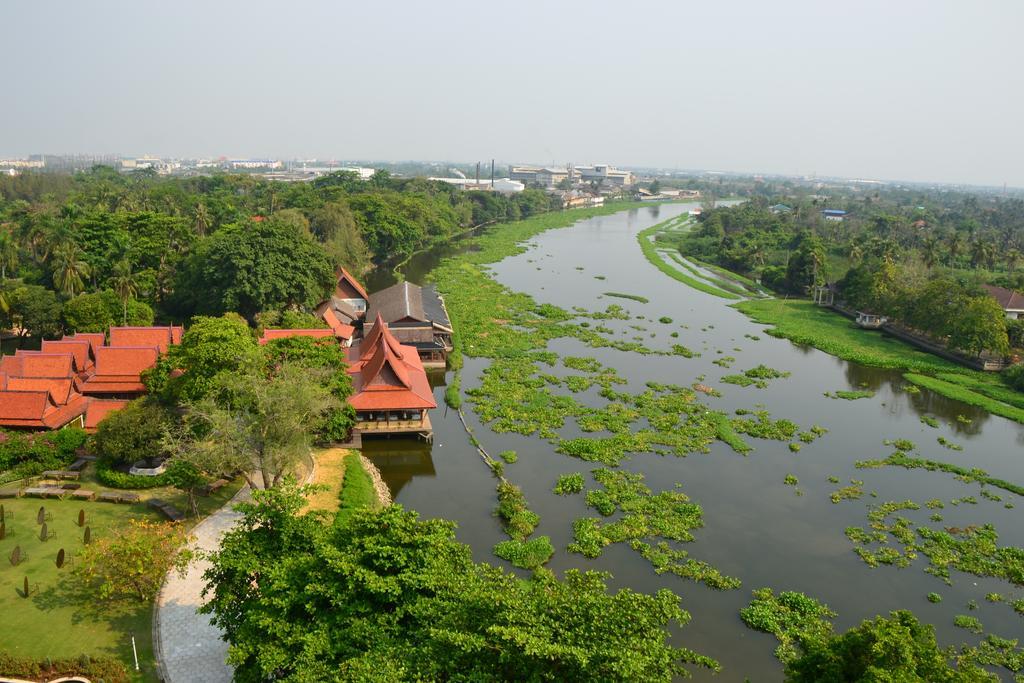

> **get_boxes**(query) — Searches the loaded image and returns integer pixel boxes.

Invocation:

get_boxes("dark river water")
[364,203,1024,681]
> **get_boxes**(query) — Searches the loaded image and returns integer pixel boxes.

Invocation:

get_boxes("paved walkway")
[154,486,251,683]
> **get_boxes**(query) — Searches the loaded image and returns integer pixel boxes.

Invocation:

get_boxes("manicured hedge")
[334,453,377,528]
[95,457,172,489]
[0,652,129,683]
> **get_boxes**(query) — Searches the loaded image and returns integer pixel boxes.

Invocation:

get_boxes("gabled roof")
[109,326,179,353]
[0,390,89,428]
[317,297,361,324]
[14,352,77,378]
[41,340,94,371]
[84,399,130,431]
[366,281,429,325]
[6,377,75,404]
[93,346,160,376]
[259,328,338,345]
[64,332,106,353]
[984,285,1024,312]
[347,318,436,411]
[335,267,369,302]
[319,308,356,340]
[359,314,406,361]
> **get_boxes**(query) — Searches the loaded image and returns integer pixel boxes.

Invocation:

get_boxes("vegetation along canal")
[364,202,1024,681]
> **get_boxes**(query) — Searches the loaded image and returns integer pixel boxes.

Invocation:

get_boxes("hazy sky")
[2,1,1022,187]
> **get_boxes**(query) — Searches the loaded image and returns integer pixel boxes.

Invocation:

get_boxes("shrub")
[88,399,172,465]
[0,428,86,483]
[553,472,585,495]
[493,536,554,569]
[0,653,129,683]
[1005,363,1024,391]
[94,458,172,489]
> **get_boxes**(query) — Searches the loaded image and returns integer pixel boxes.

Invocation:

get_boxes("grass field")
[0,466,244,681]
[734,299,1024,424]
[303,447,350,514]
[0,497,160,681]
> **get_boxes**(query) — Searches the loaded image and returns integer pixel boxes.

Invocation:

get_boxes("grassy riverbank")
[734,299,1024,424]
[636,219,741,300]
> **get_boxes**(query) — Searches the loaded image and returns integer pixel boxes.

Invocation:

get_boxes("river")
[364,202,1024,680]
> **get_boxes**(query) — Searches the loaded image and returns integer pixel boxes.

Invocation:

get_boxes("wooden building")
[364,282,453,368]
[347,314,436,439]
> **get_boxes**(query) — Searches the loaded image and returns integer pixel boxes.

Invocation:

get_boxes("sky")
[2,0,1022,187]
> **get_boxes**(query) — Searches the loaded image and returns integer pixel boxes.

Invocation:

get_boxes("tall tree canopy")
[203,484,718,682]
[174,218,334,320]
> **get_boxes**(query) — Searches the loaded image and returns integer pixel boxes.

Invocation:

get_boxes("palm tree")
[1005,248,1021,274]
[0,229,18,279]
[193,202,211,237]
[921,235,940,270]
[847,242,863,266]
[110,259,140,325]
[946,231,963,267]
[50,242,91,297]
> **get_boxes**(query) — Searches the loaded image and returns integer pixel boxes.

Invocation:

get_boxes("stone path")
[154,486,251,683]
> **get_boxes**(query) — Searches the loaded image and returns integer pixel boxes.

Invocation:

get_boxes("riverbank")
[734,299,1024,424]
[636,218,741,300]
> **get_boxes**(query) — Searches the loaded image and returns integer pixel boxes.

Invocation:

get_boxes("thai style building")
[347,314,436,439]
[0,326,181,430]
[363,282,453,368]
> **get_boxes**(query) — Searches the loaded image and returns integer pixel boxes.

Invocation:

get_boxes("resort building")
[984,285,1024,320]
[364,281,453,368]
[0,326,181,430]
[258,326,354,347]
[346,314,436,439]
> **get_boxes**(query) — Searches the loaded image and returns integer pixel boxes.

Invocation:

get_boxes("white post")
[132,634,140,670]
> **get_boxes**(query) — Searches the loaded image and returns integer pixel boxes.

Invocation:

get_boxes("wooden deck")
[355,413,432,439]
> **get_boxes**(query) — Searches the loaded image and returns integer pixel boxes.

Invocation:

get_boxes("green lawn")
[734,299,1024,424]
[0,469,244,682]
[0,497,160,681]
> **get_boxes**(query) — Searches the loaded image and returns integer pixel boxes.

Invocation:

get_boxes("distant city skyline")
[2,1,1022,188]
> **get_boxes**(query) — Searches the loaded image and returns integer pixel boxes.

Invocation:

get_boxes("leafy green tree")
[310,201,371,273]
[947,295,1010,357]
[88,399,173,465]
[0,229,18,279]
[785,610,987,682]
[152,314,263,403]
[63,290,153,332]
[174,218,334,320]
[5,283,62,339]
[184,363,338,488]
[263,335,356,440]
[784,233,829,294]
[202,484,718,682]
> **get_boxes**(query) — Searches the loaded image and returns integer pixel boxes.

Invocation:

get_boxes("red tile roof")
[335,267,369,302]
[41,340,94,371]
[320,308,356,340]
[14,352,77,378]
[347,316,436,411]
[64,332,106,354]
[84,399,130,431]
[81,346,159,395]
[984,285,1024,312]
[259,328,337,345]
[6,377,75,404]
[109,326,178,353]
[0,390,88,429]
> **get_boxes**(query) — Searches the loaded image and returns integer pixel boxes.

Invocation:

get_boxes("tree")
[163,459,207,518]
[785,610,986,682]
[152,314,263,403]
[202,484,718,682]
[74,519,191,602]
[63,290,153,333]
[174,218,334,320]
[0,229,18,279]
[109,259,139,325]
[4,284,62,339]
[784,233,829,294]
[310,202,371,273]
[263,335,356,441]
[88,399,173,465]
[186,362,338,488]
[947,295,1009,357]
[193,202,211,236]
[50,242,91,296]
[649,179,661,194]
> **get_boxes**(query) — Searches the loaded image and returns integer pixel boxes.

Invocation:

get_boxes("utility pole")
[490,159,495,188]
